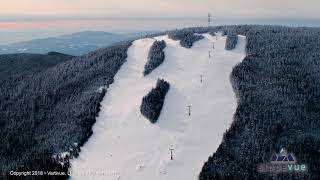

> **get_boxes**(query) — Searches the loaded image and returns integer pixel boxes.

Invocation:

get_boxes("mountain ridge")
[1,25,320,180]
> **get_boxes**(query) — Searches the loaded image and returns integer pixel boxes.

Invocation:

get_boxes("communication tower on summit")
[208,13,212,27]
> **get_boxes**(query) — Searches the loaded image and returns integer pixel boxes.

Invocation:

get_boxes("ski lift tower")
[169,148,174,160]
[187,105,191,116]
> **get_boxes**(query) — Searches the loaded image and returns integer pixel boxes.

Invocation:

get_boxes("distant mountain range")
[0,31,158,56]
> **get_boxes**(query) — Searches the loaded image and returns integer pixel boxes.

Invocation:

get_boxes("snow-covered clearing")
[70,33,246,180]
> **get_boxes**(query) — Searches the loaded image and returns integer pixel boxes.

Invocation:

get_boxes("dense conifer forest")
[0,41,132,178]
[168,29,204,48]
[140,79,170,123]
[0,52,73,82]
[225,33,238,50]
[199,26,320,180]
[143,40,166,76]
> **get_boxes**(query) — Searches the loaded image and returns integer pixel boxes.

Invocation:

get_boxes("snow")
[60,152,70,159]
[70,33,246,180]
[18,48,28,52]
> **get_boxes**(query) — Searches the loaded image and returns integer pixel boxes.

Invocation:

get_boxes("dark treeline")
[140,79,170,123]
[0,52,74,82]
[143,40,166,76]
[199,26,320,179]
[0,41,132,178]
[225,33,238,50]
[168,29,204,48]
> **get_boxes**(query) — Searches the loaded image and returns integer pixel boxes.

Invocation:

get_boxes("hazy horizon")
[1,17,320,45]
[1,0,320,44]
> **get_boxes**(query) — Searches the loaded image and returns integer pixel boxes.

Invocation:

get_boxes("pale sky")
[1,0,320,19]
[1,0,320,44]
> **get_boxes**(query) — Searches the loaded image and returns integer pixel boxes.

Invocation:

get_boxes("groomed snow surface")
[70,33,246,180]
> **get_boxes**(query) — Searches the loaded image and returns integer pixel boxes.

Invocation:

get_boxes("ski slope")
[70,33,246,180]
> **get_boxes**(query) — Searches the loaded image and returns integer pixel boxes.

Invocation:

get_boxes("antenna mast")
[208,13,212,27]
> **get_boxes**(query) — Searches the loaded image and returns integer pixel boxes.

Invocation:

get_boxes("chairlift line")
[169,148,175,160]
[187,105,191,116]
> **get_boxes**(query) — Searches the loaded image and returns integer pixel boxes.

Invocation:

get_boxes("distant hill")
[0,52,74,82]
[0,31,158,56]
[0,31,124,56]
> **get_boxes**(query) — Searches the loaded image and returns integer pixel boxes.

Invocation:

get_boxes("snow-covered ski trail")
[70,33,246,180]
